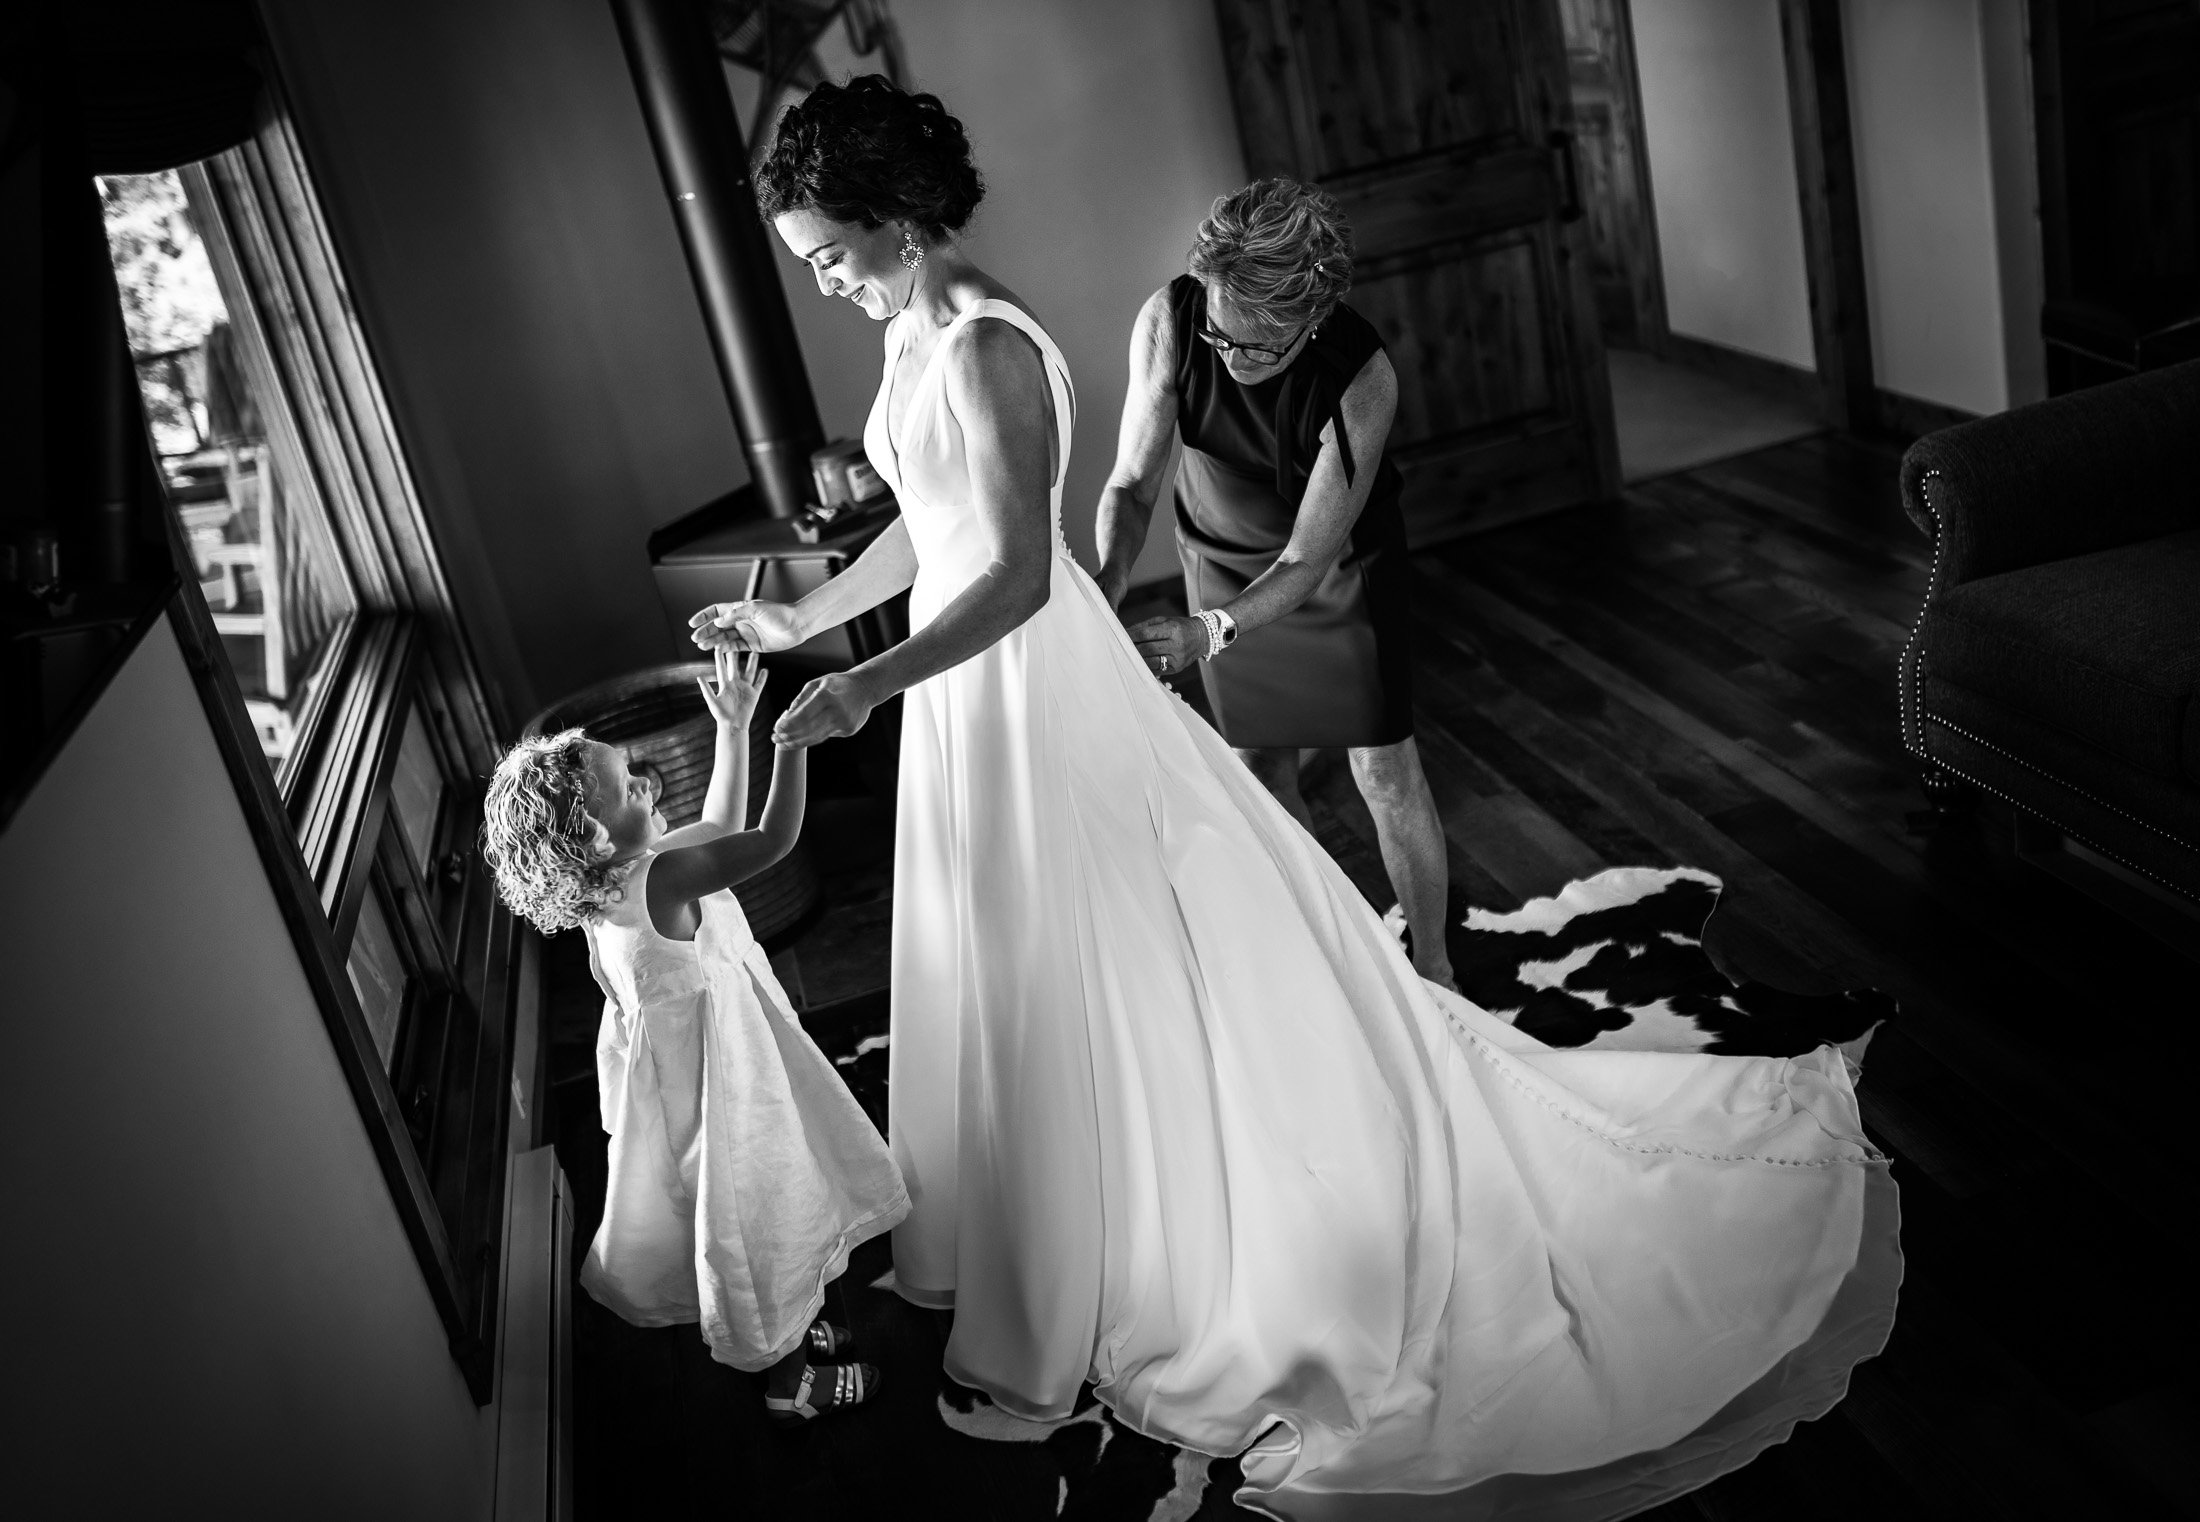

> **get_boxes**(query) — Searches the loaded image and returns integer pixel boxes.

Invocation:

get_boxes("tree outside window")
[98,170,353,772]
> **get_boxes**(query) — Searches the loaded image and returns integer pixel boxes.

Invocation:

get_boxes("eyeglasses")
[1196,315,1311,364]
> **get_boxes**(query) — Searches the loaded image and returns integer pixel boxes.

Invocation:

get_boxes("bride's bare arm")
[789,515,919,635]
[773,318,1056,746]
[689,515,917,652]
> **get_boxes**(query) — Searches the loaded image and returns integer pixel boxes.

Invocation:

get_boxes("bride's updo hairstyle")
[756,75,984,242]
[1187,178,1355,333]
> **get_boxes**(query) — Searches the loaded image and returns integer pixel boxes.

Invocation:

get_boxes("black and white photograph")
[3,1,2195,1518]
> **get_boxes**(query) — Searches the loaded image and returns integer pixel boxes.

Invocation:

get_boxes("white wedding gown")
[868,298,1900,1519]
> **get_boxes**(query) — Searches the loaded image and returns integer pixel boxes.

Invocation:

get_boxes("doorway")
[1559,0,1827,483]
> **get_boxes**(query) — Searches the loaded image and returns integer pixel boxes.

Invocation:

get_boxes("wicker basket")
[521,662,820,942]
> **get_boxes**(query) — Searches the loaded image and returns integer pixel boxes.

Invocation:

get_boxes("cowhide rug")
[1397,864,1893,1062]
[812,866,1892,1520]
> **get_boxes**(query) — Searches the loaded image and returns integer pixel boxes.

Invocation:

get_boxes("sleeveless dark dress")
[1169,275,1414,749]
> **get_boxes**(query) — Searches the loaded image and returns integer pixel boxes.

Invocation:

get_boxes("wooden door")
[1211,0,1620,547]
[1557,0,1667,350]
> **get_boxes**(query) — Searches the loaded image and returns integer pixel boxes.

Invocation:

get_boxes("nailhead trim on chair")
[1897,470,1946,760]
[1904,738,2193,899]
[1923,710,2200,857]
[1900,469,2196,899]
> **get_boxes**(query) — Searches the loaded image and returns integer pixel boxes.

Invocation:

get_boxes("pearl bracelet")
[1196,608,1236,660]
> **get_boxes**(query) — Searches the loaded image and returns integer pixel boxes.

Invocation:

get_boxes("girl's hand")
[773,670,879,747]
[690,598,806,654]
[1127,614,1206,679]
[698,648,767,729]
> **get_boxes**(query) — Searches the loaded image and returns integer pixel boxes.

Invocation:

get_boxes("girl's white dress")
[871,297,1901,1520]
[580,852,908,1371]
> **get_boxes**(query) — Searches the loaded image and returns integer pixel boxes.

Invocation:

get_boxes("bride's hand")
[690,598,805,653]
[773,670,880,747]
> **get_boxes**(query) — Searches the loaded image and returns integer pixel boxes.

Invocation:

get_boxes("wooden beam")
[1607,0,1671,353]
[1779,0,1878,431]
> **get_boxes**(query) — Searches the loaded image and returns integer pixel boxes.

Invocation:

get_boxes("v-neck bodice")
[863,298,1077,606]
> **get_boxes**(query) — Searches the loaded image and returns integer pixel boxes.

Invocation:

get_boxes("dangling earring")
[898,229,925,269]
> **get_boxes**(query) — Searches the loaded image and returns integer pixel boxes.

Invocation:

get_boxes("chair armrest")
[1900,358,2200,591]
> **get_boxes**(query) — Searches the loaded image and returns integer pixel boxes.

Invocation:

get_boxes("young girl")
[483,649,908,1424]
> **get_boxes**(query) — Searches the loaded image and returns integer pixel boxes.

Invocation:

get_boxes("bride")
[693,75,1899,1521]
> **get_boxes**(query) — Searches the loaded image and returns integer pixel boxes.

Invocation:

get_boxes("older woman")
[1094,179,1452,989]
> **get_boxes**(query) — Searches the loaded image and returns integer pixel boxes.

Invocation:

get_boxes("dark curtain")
[69,1,266,176]
[0,0,265,580]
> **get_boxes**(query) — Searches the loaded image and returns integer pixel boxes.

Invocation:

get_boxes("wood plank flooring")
[546,432,2198,1521]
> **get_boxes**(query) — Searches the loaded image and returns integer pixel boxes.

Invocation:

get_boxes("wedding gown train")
[866,297,1900,1519]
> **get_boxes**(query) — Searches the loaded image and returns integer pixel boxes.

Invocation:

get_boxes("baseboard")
[1652,333,1988,444]
[1654,331,1826,414]
[1875,388,1977,442]
[2011,811,2200,962]
[494,1146,576,1522]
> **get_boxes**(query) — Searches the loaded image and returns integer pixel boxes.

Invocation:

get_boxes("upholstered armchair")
[1898,359,2200,909]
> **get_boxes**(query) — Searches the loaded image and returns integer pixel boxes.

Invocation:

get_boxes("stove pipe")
[609,0,823,520]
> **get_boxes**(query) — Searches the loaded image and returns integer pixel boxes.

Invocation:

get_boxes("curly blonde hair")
[1187,177,1355,332]
[480,729,626,934]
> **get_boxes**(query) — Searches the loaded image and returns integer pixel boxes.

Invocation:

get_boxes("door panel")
[1212,0,1618,545]
[1325,146,1560,267]
[1353,240,1553,436]
[1288,6,1525,168]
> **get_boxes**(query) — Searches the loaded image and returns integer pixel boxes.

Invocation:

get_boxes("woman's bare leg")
[1348,737,1455,989]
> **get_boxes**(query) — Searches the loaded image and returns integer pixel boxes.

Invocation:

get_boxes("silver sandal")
[763,1361,883,1426]
[804,1318,855,1360]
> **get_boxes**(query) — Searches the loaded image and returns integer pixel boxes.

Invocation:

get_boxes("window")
[100,169,353,778]
[94,101,518,1403]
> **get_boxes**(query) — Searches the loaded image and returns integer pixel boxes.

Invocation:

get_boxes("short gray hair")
[1187,177,1354,331]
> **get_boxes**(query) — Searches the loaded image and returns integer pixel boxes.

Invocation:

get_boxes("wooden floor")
[546,433,2198,1521]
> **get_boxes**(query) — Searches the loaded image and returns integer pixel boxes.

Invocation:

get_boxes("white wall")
[1844,0,2044,415]
[0,622,495,1519]
[1633,0,1818,370]
[744,0,1248,587]
[263,0,748,723]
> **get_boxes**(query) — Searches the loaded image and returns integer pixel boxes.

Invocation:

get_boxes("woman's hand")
[773,670,880,747]
[689,598,806,654]
[1127,614,1206,679]
[697,648,766,729]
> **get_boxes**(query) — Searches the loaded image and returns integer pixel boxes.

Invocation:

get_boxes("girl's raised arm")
[654,649,765,852]
[647,744,809,915]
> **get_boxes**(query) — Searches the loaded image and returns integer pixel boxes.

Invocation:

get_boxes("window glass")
[97,169,355,777]
[346,884,408,1070]
[389,702,445,875]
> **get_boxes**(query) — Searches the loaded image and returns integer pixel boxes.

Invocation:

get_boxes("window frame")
[142,93,518,1405]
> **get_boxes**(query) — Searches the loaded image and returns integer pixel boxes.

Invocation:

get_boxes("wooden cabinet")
[2031,0,2200,392]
